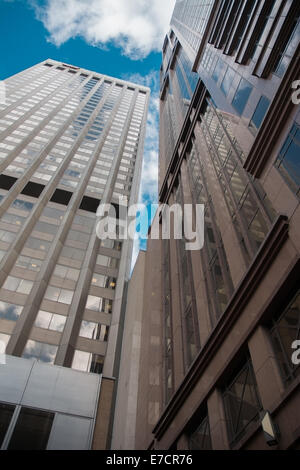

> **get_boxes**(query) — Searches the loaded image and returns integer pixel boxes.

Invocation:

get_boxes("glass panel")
[86,295,100,311]
[17,280,33,295]
[12,199,34,212]
[72,350,104,374]
[22,340,58,364]
[271,291,300,383]
[0,301,23,321]
[15,256,43,272]
[2,276,20,292]
[223,360,261,445]
[8,407,54,450]
[212,58,223,82]
[58,289,74,304]
[221,67,235,96]
[35,310,66,332]
[49,314,66,332]
[250,96,270,130]
[232,78,252,115]
[189,415,212,450]
[35,310,52,329]
[44,286,60,302]
[79,321,109,341]
[276,123,300,196]
[91,273,116,289]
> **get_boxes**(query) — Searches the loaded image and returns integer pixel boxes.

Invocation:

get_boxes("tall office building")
[134,0,300,450]
[0,59,149,449]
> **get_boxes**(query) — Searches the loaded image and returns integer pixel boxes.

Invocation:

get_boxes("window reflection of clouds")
[2,276,33,295]
[35,310,66,332]
[79,321,109,341]
[85,295,112,314]
[22,340,57,364]
[12,199,34,212]
[0,301,23,321]
[232,78,253,115]
[44,286,74,305]
[276,123,300,195]
[72,350,104,374]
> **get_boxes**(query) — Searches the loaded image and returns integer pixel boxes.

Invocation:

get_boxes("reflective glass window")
[0,301,23,321]
[250,96,270,130]
[22,340,58,364]
[8,407,54,450]
[232,78,252,115]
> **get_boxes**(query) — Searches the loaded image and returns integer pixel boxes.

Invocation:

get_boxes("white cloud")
[32,0,176,59]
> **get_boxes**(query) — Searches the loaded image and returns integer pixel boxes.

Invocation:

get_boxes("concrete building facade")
[0,59,149,449]
[135,0,300,450]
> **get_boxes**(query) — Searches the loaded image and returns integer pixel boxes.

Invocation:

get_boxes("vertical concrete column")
[207,389,230,450]
[248,326,285,410]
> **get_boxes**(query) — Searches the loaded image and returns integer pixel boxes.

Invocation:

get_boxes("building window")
[7,407,54,450]
[35,310,66,332]
[189,414,212,450]
[230,0,256,55]
[163,239,174,404]
[199,97,275,263]
[249,96,270,131]
[2,276,33,295]
[174,182,200,369]
[91,273,116,289]
[85,295,113,314]
[51,265,80,282]
[0,403,15,447]
[232,78,252,115]
[270,290,300,384]
[223,358,262,445]
[22,340,58,364]
[250,0,276,59]
[273,10,300,78]
[79,321,109,341]
[72,350,104,374]
[212,58,223,83]
[15,255,43,272]
[44,286,74,304]
[221,67,236,96]
[275,123,300,197]
[0,301,23,322]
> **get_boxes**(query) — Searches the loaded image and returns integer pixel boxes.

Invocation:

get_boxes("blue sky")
[0,1,164,81]
[0,0,176,264]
